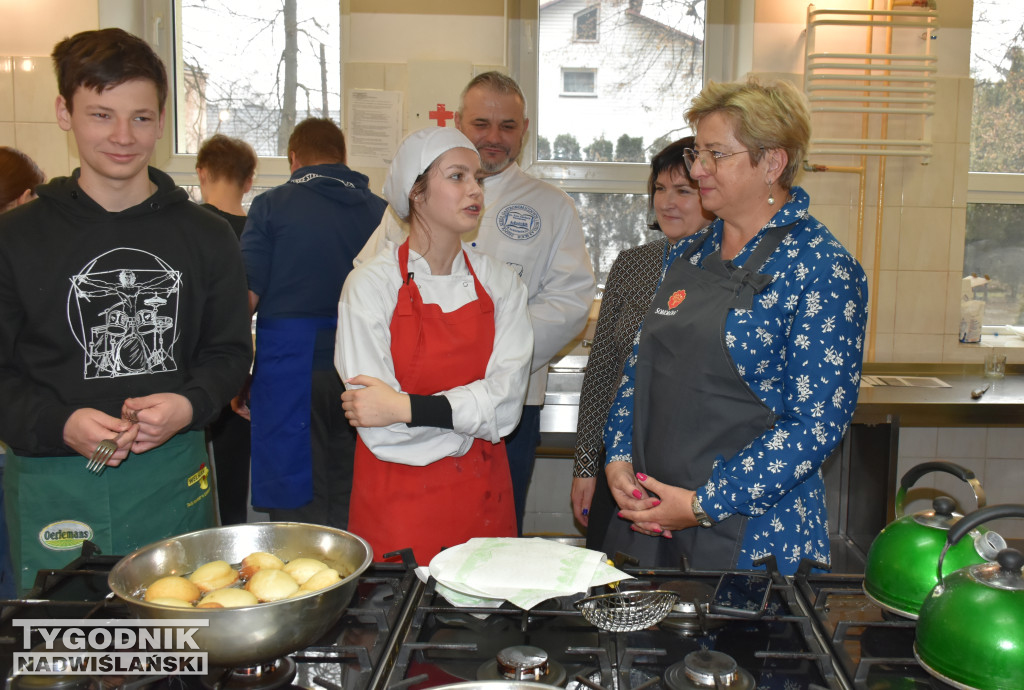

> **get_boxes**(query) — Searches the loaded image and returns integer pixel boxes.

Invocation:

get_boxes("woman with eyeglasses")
[570,137,713,545]
[600,78,868,575]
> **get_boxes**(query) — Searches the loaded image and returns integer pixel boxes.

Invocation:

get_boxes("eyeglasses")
[682,147,754,175]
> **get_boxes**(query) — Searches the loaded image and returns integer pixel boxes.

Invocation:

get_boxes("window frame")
[107,0,315,190]
[573,6,600,43]
[560,68,597,96]
[514,0,735,195]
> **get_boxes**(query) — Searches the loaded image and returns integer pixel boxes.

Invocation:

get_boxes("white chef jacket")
[355,162,596,405]
[336,241,533,466]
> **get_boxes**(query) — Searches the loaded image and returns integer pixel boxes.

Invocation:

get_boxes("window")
[121,0,341,188]
[574,6,599,42]
[966,0,1024,328]
[176,0,342,157]
[523,0,711,282]
[561,69,596,95]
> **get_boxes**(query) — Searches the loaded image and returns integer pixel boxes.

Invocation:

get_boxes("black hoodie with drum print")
[0,167,252,457]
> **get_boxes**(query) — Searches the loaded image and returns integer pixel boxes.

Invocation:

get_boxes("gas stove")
[793,562,956,690]
[0,544,954,690]
[384,557,843,690]
[0,543,421,690]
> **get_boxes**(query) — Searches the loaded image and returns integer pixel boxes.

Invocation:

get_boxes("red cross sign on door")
[429,104,454,127]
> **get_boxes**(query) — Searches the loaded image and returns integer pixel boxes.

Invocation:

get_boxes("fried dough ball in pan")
[246,568,300,602]
[239,551,286,580]
[198,587,259,608]
[145,575,200,603]
[188,560,240,592]
[282,557,329,585]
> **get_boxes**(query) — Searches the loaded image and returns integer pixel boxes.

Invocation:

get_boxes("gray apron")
[603,225,789,569]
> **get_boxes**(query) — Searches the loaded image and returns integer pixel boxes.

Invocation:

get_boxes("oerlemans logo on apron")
[496,203,541,241]
[39,520,94,552]
[655,289,687,316]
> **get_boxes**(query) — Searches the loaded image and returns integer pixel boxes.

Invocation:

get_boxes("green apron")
[4,431,214,593]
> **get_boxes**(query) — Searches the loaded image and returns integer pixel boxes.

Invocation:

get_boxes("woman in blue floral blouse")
[601,78,869,575]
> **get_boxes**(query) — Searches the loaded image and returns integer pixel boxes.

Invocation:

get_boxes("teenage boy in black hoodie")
[0,28,252,592]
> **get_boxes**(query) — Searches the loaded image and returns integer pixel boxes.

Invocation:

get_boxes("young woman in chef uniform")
[335,127,532,565]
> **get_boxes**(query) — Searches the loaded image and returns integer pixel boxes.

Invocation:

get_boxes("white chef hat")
[383,127,479,219]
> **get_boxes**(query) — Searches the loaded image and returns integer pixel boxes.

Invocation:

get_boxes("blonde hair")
[685,77,810,189]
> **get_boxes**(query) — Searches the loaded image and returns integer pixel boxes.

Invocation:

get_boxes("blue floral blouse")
[603,187,869,573]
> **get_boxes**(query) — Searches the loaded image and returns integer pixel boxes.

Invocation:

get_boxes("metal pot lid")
[966,548,1024,592]
[912,496,963,530]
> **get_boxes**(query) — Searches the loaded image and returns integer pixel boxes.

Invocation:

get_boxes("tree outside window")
[177,0,341,157]
[966,0,1024,326]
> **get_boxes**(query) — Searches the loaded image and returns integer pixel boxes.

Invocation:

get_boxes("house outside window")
[561,68,596,95]
[531,0,706,281]
[573,6,599,42]
[965,0,1024,329]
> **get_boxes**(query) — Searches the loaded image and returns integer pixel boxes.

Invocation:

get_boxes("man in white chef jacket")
[355,72,596,534]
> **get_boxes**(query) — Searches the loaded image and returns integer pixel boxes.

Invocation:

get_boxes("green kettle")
[915,504,1024,690]
[863,461,1004,618]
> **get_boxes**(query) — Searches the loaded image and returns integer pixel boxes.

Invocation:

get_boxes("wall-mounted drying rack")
[802,1,941,363]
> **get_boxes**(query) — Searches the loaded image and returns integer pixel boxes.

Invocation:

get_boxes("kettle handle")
[937,504,1024,581]
[895,461,985,518]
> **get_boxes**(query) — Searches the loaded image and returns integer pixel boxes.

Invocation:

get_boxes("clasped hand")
[63,393,192,464]
[605,461,699,537]
[341,375,411,427]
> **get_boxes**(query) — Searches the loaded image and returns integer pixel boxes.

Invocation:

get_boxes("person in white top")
[336,127,533,564]
[355,72,596,533]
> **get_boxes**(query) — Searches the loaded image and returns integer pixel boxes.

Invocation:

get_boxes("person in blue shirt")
[601,78,868,575]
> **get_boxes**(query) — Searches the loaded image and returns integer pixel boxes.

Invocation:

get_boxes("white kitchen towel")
[419,537,632,609]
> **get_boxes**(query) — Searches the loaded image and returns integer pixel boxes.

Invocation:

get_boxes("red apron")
[348,241,517,565]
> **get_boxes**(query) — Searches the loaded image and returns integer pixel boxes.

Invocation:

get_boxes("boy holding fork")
[0,28,251,592]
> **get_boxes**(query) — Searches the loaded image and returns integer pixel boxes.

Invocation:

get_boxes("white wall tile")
[955,77,973,143]
[892,333,944,361]
[873,269,897,336]
[935,427,988,459]
[878,204,900,271]
[868,331,893,362]
[951,142,970,208]
[899,143,955,208]
[948,207,966,272]
[14,122,70,179]
[12,58,57,123]
[0,57,13,121]
[931,76,958,144]
[898,207,950,271]
[894,271,948,335]
[981,459,1024,539]
[986,428,1024,460]
[899,428,938,458]
[0,123,13,147]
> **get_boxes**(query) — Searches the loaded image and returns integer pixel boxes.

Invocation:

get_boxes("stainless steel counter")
[855,363,1024,427]
[541,362,1024,440]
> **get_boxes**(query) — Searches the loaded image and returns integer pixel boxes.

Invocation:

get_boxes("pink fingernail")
[652,499,661,507]
[662,532,672,539]
[636,472,648,481]
[617,511,624,519]
[632,489,643,499]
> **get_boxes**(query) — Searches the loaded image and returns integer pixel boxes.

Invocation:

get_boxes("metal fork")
[86,430,127,475]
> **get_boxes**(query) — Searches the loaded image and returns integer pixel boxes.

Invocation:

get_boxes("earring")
[766,178,776,206]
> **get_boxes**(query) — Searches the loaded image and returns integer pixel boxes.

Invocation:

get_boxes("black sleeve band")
[408,394,454,429]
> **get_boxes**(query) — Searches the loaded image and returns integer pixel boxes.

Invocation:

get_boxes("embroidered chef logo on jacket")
[39,520,94,551]
[496,203,541,241]
[68,248,182,379]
